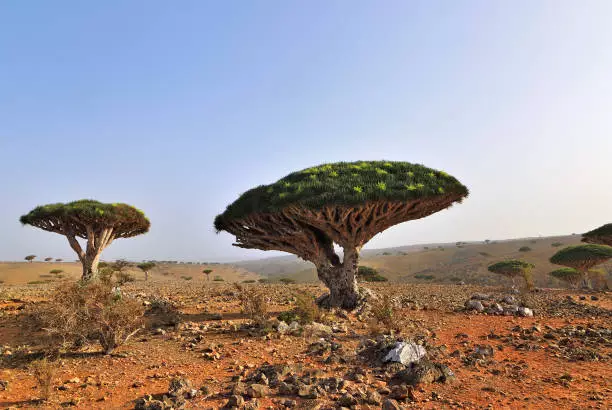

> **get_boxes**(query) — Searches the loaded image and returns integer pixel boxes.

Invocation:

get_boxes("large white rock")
[518,307,534,317]
[383,342,426,365]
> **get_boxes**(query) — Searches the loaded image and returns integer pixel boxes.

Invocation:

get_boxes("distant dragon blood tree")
[582,223,612,247]
[137,262,156,281]
[215,161,468,309]
[487,260,535,288]
[549,267,582,288]
[20,200,150,281]
[550,244,612,288]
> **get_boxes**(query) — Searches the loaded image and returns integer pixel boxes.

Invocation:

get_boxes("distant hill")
[232,234,610,287]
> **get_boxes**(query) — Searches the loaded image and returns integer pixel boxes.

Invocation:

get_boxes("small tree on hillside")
[549,267,582,288]
[25,255,36,263]
[20,200,150,281]
[488,260,535,289]
[44,257,53,262]
[202,269,213,281]
[357,266,388,282]
[582,223,612,246]
[215,161,468,309]
[550,244,612,288]
[137,262,156,281]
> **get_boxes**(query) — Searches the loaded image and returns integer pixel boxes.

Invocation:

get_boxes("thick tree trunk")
[82,252,101,282]
[316,247,361,309]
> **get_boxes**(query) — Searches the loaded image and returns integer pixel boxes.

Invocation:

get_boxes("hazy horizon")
[1,2,611,262]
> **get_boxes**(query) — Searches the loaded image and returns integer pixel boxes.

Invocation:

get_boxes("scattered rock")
[394,360,454,385]
[383,341,427,365]
[337,393,358,407]
[382,399,403,410]
[465,300,484,312]
[168,377,192,398]
[225,395,244,408]
[246,383,268,398]
[518,307,534,317]
[474,345,495,359]
[0,380,7,391]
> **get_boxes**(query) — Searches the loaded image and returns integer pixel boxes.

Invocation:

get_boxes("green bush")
[357,266,388,282]
[213,276,224,282]
[181,276,193,281]
[279,278,296,284]
[242,279,256,283]
[49,269,63,274]
[519,246,532,252]
[414,274,435,280]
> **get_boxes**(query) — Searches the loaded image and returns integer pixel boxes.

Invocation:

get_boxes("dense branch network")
[220,194,463,268]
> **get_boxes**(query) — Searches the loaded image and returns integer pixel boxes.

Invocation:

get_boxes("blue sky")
[1,1,611,262]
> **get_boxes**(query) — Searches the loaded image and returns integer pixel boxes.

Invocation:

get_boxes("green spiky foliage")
[549,267,582,288]
[582,223,612,246]
[487,260,535,277]
[215,161,468,309]
[550,244,612,270]
[488,259,535,289]
[215,161,468,226]
[20,200,150,281]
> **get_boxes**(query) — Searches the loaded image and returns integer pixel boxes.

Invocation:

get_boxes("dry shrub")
[279,292,324,325]
[368,294,403,335]
[26,281,144,354]
[234,283,268,326]
[115,271,135,285]
[30,358,56,401]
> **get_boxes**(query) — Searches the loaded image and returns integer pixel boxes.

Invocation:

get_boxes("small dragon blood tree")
[550,244,612,288]
[20,200,150,281]
[549,267,582,288]
[582,223,612,246]
[488,259,535,288]
[215,161,468,309]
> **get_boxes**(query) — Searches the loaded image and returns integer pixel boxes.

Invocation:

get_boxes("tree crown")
[582,223,612,246]
[487,260,534,276]
[550,244,612,269]
[20,199,150,239]
[137,262,156,271]
[215,161,468,231]
[549,267,581,281]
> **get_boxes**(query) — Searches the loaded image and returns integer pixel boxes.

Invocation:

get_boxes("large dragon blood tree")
[20,200,150,281]
[582,223,612,246]
[215,161,468,309]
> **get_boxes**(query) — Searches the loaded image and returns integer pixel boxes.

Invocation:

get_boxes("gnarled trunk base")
[315,256,373,310]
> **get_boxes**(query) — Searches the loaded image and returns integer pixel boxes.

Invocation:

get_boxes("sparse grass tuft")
[30,358,56,401]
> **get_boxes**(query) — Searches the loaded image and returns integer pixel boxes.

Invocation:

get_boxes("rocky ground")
[0,282,610,409]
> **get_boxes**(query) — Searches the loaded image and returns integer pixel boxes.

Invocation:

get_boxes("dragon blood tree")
[20,200,150,281]
[582,223,612,246]
[549,267,582,288]
[215,161,468,309]
[487,260,535,288]
[550,244,612,288]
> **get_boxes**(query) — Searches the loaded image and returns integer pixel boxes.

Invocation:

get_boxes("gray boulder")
[465,300,485,312]
[383,341,426,365]
[518,307,534,317]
